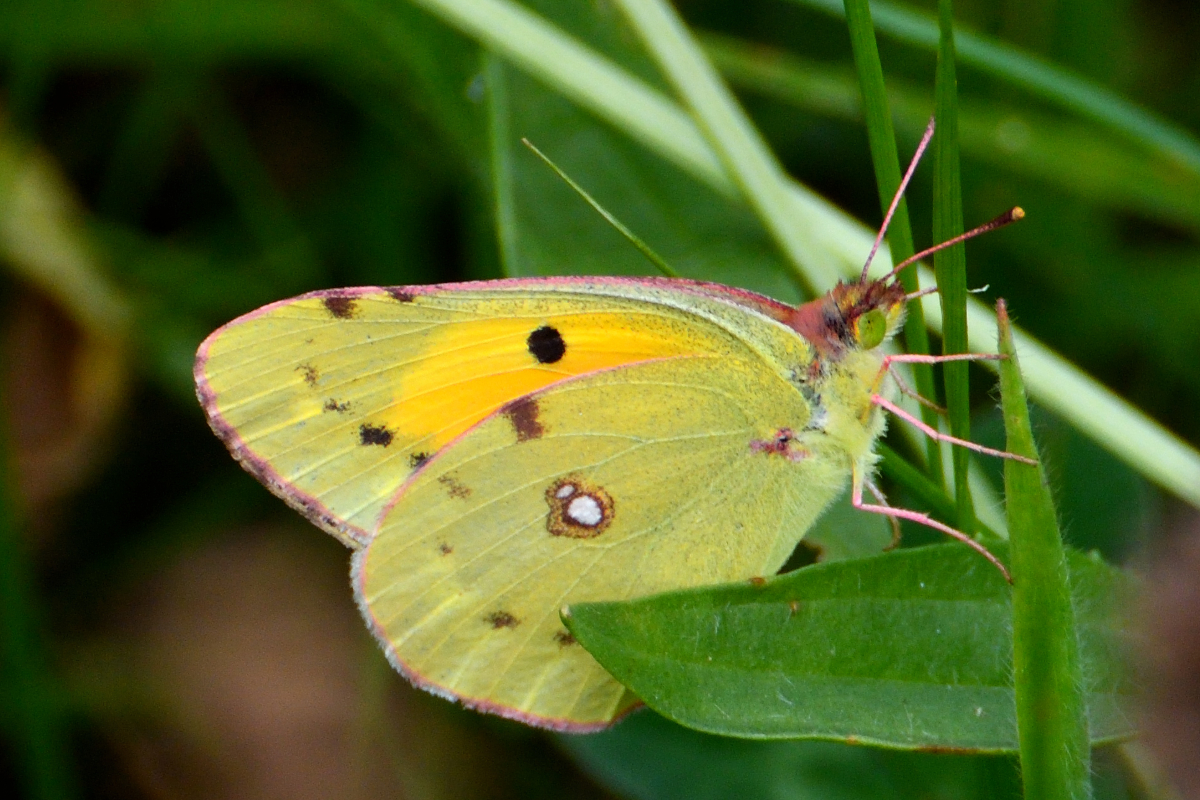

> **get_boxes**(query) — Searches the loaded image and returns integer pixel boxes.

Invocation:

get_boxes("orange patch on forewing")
[372,313,706,456]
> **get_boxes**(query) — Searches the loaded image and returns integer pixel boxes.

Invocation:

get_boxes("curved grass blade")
[702,33,1200,234]
[611,0,835,292]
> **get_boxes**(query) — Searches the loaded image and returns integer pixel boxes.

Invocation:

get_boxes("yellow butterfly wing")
[196,279,767,547]
[354,321,855,731]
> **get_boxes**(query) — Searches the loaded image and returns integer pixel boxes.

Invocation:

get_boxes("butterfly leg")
[862,476,902,550]
[887,368,946,414]
[851,466,1012,583]
[872,394,1037,465]
[868,352,1003,408]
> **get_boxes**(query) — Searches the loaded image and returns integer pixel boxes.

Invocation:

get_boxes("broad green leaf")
[562,710,1021,800]
[564,544,1134,751]
[802,490,893,563]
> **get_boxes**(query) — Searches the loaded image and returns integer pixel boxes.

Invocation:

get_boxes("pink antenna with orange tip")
[883,207,1025,285]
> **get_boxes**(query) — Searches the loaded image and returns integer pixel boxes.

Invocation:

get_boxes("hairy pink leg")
[871,352,1005,398]
[873,395,1037,465]
[883,352,1004,367]
[852,470,1012,582]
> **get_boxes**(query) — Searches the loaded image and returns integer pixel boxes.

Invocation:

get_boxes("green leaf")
[563,544,1133,751]
[997,300,1092,798]
[562,710,1021,800]
[802,490,893,564]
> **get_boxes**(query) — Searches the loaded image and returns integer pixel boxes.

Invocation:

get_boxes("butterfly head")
[785,276,907,357]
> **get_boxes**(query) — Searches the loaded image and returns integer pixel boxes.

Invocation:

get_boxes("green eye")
[857,309,887,349]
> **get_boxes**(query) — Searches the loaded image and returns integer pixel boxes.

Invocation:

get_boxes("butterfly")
[194,121,1030,731]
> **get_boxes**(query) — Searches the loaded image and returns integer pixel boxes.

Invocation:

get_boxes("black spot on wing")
[359,423,393,447]
[409,451,431,470]
[437,542,453,556]
[527,325,566,364]
[323,399,350,413]
[386,288,415,303]
[323,295,358,319]
[553,630,577,647]
[503,396,544,442]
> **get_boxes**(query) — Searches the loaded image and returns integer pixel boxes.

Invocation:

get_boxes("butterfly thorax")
[784,279,907,467]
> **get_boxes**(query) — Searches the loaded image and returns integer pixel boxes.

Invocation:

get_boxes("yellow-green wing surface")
[355,354,853,731]
[195,278,793,547]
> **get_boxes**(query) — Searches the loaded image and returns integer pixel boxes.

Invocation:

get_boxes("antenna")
[884,207,1025,284]
[859,117,937,283]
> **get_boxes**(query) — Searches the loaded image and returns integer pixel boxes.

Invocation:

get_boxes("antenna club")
[1011,206,1025,221]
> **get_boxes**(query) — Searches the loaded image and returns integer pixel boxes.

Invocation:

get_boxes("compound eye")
[856,308,887,349]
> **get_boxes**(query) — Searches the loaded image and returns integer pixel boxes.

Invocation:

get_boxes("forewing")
[354,356,849,731]
[195,283,751,547]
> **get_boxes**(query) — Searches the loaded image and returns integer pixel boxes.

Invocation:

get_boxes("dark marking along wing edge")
[195,277,811,550]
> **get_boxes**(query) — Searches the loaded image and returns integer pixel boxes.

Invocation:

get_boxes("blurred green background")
[1,0,1198,797]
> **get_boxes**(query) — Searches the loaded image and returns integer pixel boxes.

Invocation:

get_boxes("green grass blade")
[702,32,1200,234]
[520,138,679,278]
[841,0,941,477]
[610,0,834,293]
[0,363,77,800]
[997,299,1092,799]
[485,54,522,275]
[790,0,1200,174]
[407,0,735,193]
[932,0,973,528]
